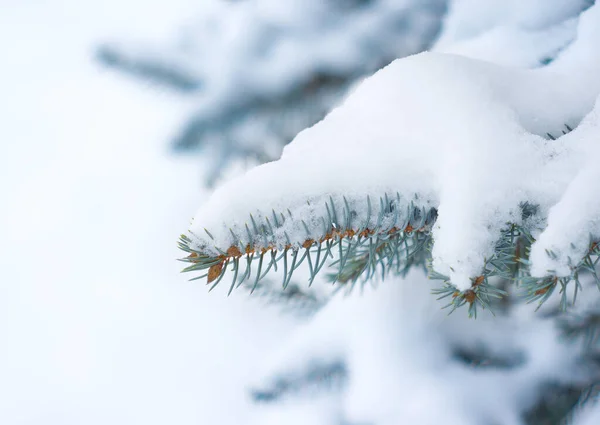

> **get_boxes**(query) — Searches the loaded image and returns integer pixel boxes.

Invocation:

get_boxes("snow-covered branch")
[181,3,600,310]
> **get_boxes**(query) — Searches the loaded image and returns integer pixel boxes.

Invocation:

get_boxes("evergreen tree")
[176,1,600,424]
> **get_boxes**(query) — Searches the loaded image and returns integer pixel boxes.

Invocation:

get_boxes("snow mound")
[189,3,600,290]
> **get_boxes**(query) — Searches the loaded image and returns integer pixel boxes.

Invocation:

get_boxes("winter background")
[1,1,297,424]
[2,1,600,424]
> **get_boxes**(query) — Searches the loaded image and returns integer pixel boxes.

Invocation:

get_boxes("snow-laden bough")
[179,4,600,314]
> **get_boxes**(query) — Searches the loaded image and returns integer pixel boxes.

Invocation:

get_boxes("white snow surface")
[529,103,600,276]
[190,3,600,289]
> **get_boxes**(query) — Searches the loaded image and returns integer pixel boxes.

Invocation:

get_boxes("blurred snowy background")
[0,1,300,424]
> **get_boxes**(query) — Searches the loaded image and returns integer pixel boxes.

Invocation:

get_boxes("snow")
[189,3,600,289]
[529,102,600,277]
[435,0,591,48]
[432,0,594,68]
[437,18,578,67]
[249,270,587,425]
[98,0,446,182]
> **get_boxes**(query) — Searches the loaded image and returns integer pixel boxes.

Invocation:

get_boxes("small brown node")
[207,262,224,283]
[464,290,476,304]
[302,239,315,249]
[226,246,242,257]
[261,245,274,254]
[473,275,485,287]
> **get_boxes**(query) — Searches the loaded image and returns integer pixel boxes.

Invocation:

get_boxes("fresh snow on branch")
[99,0,595,186]
[529,107,600,278]
[186,3,600,291]
[178,2,600,424]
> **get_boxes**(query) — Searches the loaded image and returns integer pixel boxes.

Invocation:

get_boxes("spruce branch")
[178,193,599,315]
[250,361,347,403]
[177,45,600,314]
[96,43,202,92]
[179,193,437,289]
